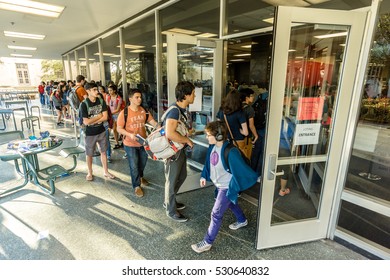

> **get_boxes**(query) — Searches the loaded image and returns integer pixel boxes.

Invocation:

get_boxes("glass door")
[257,6,367,249]
[166,32,223,192]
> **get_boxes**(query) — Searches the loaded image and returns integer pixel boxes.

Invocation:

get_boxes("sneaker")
[107,157,112,163]
[141,177,149,186]
[279,188,291,197]
[57,122,64,126]
[122,154,128,159]
[163,202,186,210]
[191,240,212,253]
[113,144,121,150]
[229,219,248,230]
[167,212,188,222]
[134,186,144,197]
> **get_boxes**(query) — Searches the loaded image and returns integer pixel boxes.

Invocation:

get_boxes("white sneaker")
[191,240,212,253]
[229,219,248,230]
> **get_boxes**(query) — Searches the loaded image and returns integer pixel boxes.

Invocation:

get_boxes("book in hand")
[136,134,147,145]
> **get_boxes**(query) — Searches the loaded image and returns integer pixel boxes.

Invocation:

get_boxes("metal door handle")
[268,154,284,180]
[270,170,284,176]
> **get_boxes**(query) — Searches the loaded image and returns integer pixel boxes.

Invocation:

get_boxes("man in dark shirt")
[163,81,195,222]
[80,82,115,181]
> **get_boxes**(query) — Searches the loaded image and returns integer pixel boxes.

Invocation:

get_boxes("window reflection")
[345,12,390,203]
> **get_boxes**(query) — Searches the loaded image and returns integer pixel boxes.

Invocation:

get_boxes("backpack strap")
[123,106,128,128]
[223,142,235,173]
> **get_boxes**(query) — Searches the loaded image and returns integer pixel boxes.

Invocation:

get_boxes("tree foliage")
[371,13,390,64]
[40,60,64,81]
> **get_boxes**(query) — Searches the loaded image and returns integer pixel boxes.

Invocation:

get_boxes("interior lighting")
[117,44,145,49]
[94,52,115,56]
[234,53,251,57]
[314,32,348,39]
[0,0,65,18]
[10,53,32,57]
[130,50,146,53]
[4,31,45,40]
[197,33,218,38]
[8,45,37,50]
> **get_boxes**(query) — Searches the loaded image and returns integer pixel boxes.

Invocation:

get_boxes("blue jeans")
[204,188,246,245]
[124,145,148,188]
[39,94,45,105]
[251,128,265,176]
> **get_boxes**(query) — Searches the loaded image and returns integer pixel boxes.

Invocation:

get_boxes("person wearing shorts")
[80,82,115,181]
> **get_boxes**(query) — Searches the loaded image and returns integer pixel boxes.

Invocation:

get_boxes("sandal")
[279,188,290,196]
[104,173,115,179]
[86,174,93,181]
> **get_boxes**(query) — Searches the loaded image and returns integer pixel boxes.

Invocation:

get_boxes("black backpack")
[252,95,268,129]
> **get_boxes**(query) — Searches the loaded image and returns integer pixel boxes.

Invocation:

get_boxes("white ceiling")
[0,0,162,60]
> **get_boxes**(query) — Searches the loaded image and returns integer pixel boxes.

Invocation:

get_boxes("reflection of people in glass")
[278,118,295,196]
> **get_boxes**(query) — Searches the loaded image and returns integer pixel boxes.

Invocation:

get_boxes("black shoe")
[168,212,188,222]
[163,202,186,211]
[113,144,121,149]
[57,122,64,126]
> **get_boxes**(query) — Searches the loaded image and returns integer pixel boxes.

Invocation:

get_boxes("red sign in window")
[297,97,324,121]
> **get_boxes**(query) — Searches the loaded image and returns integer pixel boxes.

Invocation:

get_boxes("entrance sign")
[293,123,321,145]
[297,97,324,121]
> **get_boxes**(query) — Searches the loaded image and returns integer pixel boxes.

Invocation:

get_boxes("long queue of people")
[37,76,267,254]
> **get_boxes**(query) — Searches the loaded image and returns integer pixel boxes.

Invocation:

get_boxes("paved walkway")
[0,99,368,260]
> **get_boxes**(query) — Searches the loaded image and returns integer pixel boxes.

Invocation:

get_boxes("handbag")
[223,114,251,163]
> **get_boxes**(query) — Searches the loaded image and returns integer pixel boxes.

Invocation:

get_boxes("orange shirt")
[117,106,153,147]
[76,86,87,102]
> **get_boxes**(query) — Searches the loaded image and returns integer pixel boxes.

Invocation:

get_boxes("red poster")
[297,97,324,121]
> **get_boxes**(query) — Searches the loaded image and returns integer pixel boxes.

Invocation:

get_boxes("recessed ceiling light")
[94,52,115,56]
[234,53,251,57]
[0,0,65,18]
[262,17,274,24]
[197,33,218,38]
[314,32,348,39]
[165,28,200,35]
[4,31,45,40]
[8,45,37,51]
[130,49,146,53]
[178,54,191,57]
[230,59,245,62]
[10,53,32,57]
[117,44,145,49]
[241,45,252,49]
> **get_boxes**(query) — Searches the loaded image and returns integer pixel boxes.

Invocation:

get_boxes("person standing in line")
[191,121,258,253]
[75,75,88,102]
[80,82,115,181]
[38,81,45,105]
[163,81,195,222]
[98,85,113,163]
[107,84,124,150]
[117,89,158,198]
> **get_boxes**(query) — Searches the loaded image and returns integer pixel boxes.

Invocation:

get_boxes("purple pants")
[204,188,246,244]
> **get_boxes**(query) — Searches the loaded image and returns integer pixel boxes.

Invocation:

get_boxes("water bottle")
[160,128,165,136]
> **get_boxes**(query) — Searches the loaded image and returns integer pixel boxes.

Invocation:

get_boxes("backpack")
[252,95,268,129]
[224,142,251,173]
[78,96,104,126]
[139,105,188,161]
[68,86,81,113]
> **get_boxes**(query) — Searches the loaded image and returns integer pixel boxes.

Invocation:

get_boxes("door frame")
[165,32,224,193]
[257,6,368,249]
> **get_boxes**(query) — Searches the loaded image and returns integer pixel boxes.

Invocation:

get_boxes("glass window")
[225,0,372,36]
[86,42,101,82]
[101,31,120,86]
[344,11,390,203]
[123,14,156,115]
[337,201,389,249]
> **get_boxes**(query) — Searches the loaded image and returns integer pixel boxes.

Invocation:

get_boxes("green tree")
[40,60,64,81]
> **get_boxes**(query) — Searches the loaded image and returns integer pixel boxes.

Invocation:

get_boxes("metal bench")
[21,116,41,134]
